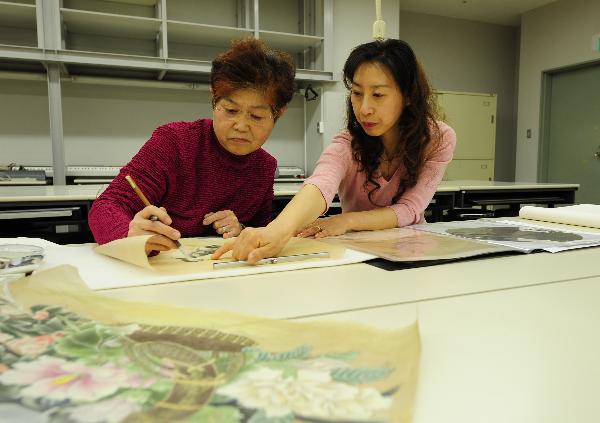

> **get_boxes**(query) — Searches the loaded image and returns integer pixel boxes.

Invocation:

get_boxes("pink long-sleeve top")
[304,121,456,226]
[88,119,276,244]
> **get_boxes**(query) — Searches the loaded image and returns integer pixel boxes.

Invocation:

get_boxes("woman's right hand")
[127,205,181,254]
[211,225,292,264]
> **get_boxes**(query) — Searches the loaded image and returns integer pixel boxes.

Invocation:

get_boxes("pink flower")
[6,335,54,357]
[32,310,50,321]
[0,356,148,402]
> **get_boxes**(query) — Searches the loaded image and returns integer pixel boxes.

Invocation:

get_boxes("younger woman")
[213,39,456,263]
[89,38,295,253]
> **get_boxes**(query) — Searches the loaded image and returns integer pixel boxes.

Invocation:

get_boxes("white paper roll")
[519,204,600,229]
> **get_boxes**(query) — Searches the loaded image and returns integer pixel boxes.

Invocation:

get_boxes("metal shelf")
[61,8,160,40]
[0,2,36,29]
[259,30,323,53]
[167,20,252,45]
[101,0,156,5]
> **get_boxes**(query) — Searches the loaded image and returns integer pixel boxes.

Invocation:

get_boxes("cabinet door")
[444,159,494,181]
[437,92,496,160]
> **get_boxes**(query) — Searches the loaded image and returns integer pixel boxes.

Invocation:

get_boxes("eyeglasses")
[214,105,275,128]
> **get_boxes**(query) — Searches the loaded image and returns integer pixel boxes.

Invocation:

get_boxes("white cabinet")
[444,159,494,181]
[436,91,497,181]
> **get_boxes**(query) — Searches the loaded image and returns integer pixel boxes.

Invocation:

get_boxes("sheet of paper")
[94,235,346,274]
[3,237,374,290]
[413,219,600,253]
[322,227,512,261]
[0,265,420,423]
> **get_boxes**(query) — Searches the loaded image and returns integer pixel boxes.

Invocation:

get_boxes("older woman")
[89,38,296,253]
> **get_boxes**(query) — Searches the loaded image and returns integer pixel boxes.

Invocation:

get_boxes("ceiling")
[400,0,560,26]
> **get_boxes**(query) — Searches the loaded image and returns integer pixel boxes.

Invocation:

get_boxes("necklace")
[379,152,399,180]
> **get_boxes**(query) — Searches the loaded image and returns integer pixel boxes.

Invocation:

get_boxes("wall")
[516,0,600,181]
[1,79,306,168]
[399,11,519,181]
[320,0,400,150]
[0,79,51,165]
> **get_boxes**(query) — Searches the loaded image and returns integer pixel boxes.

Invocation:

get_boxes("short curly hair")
[211,38,296,118]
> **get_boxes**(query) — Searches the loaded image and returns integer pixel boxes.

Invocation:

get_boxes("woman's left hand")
[203,210,244,238]
[297,215,350,238]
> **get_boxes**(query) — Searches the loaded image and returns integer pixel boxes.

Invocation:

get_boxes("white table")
[297,275,600,423]
[101,215,600,320]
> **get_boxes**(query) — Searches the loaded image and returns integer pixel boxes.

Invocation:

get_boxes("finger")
[298,227,320,238]
[231,233,262,261]
[148,234,179,250]
[212,240,235,259]
[145,243,171,254]
[137,219,181,241]
[315,229,330,239]
[140,205,172,225]
[222,227,234,238]
[215,223,232,235]
[203,210,232,225]
[247,245,277,265]
[223,224,241,239]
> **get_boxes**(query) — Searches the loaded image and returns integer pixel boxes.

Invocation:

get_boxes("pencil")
[124,174,187,253]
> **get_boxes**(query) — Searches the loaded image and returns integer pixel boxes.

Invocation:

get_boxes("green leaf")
[320,351,359,361]
[242,345,312,362]
[54,325,125,362]
[118,388,153,404]
[145,378,175,399]
[30,304,49,313]
[42,317,66,332]
[330,367,393,384]
[0,382,22,401]
[209,393,236,405]
[186,405,242,423]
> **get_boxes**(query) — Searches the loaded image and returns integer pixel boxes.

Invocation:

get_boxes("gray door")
[545,64,600,204]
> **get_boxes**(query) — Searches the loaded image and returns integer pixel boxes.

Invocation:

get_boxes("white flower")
[217,367,391,419]
[68,397,142,423]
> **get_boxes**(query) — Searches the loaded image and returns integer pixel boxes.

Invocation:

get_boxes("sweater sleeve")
[388,123,457,227]
[88,125,179,244]
[303,133,353,210]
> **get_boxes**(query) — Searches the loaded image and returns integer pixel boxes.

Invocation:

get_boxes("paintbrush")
[125,174,191,259]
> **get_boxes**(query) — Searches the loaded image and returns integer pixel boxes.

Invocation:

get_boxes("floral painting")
[0,301,397,422]
[0,265,420,422]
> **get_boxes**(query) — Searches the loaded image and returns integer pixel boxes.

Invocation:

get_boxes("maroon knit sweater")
[88,119,276,244]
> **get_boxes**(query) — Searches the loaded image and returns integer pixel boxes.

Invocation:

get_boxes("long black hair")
[343,39,440,205]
